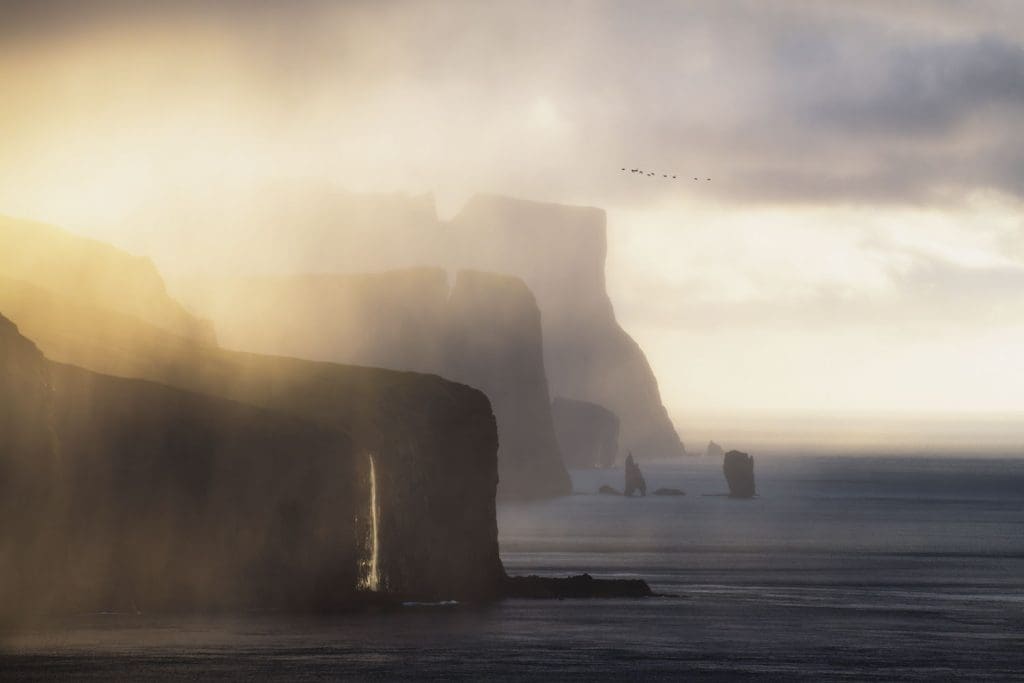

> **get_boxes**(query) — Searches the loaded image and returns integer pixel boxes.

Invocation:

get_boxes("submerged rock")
[598,484,622,495]
[705,440,725,458]
[652,488,686,496]
[723,450,756,498]
[624,452,647,497]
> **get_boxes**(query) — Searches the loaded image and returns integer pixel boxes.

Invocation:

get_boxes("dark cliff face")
[448,195,686,462]
[551,397,620,469]
[443,270,571,499]
[0,316,62,621]
[1,281,506,606]
[175,268,572,500]
[47,363,361,613]
[723,450,756,498]
[2,313,367,618]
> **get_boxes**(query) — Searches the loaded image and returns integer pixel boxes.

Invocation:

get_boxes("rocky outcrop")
[706,440,725,458]
[173,268,571,500]
[551,397,620,469]
[723,450,756,498]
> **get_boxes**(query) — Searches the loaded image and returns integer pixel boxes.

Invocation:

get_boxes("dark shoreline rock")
[503,573,653,599]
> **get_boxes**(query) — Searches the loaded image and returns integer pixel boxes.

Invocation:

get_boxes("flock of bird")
[621,168,710,181]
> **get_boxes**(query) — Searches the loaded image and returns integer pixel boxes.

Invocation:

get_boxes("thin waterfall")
[359,453,381,591]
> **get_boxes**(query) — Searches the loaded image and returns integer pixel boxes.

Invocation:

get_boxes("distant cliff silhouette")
[163,189,687,462]
[449,195,685,462]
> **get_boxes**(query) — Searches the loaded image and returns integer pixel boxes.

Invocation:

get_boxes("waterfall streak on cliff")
[359,453,381,591]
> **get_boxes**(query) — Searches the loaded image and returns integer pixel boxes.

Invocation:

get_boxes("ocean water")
[2,455,1023,680]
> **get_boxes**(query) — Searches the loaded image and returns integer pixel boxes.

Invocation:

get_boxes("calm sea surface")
[3,455,1023,680]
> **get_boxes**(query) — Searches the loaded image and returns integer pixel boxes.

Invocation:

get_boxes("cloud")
[3,0,1024,211]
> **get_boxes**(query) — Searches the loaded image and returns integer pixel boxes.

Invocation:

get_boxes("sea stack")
[624,452,647,497]
[706,440,725,458]
[723,450,756,498]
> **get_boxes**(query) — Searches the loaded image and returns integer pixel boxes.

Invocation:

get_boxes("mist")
[2,0,1023,421]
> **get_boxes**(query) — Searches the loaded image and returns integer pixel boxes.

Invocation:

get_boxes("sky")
[2,0,1023,420]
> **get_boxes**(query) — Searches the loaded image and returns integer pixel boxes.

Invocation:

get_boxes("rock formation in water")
[723,450,756,498]
[624,452,647,497]
[598,485,623,495]
[171,267,571,500]
[551,397,620,469]
[706,440,725,458]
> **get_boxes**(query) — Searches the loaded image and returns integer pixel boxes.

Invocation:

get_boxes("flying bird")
[619,167,713,184]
